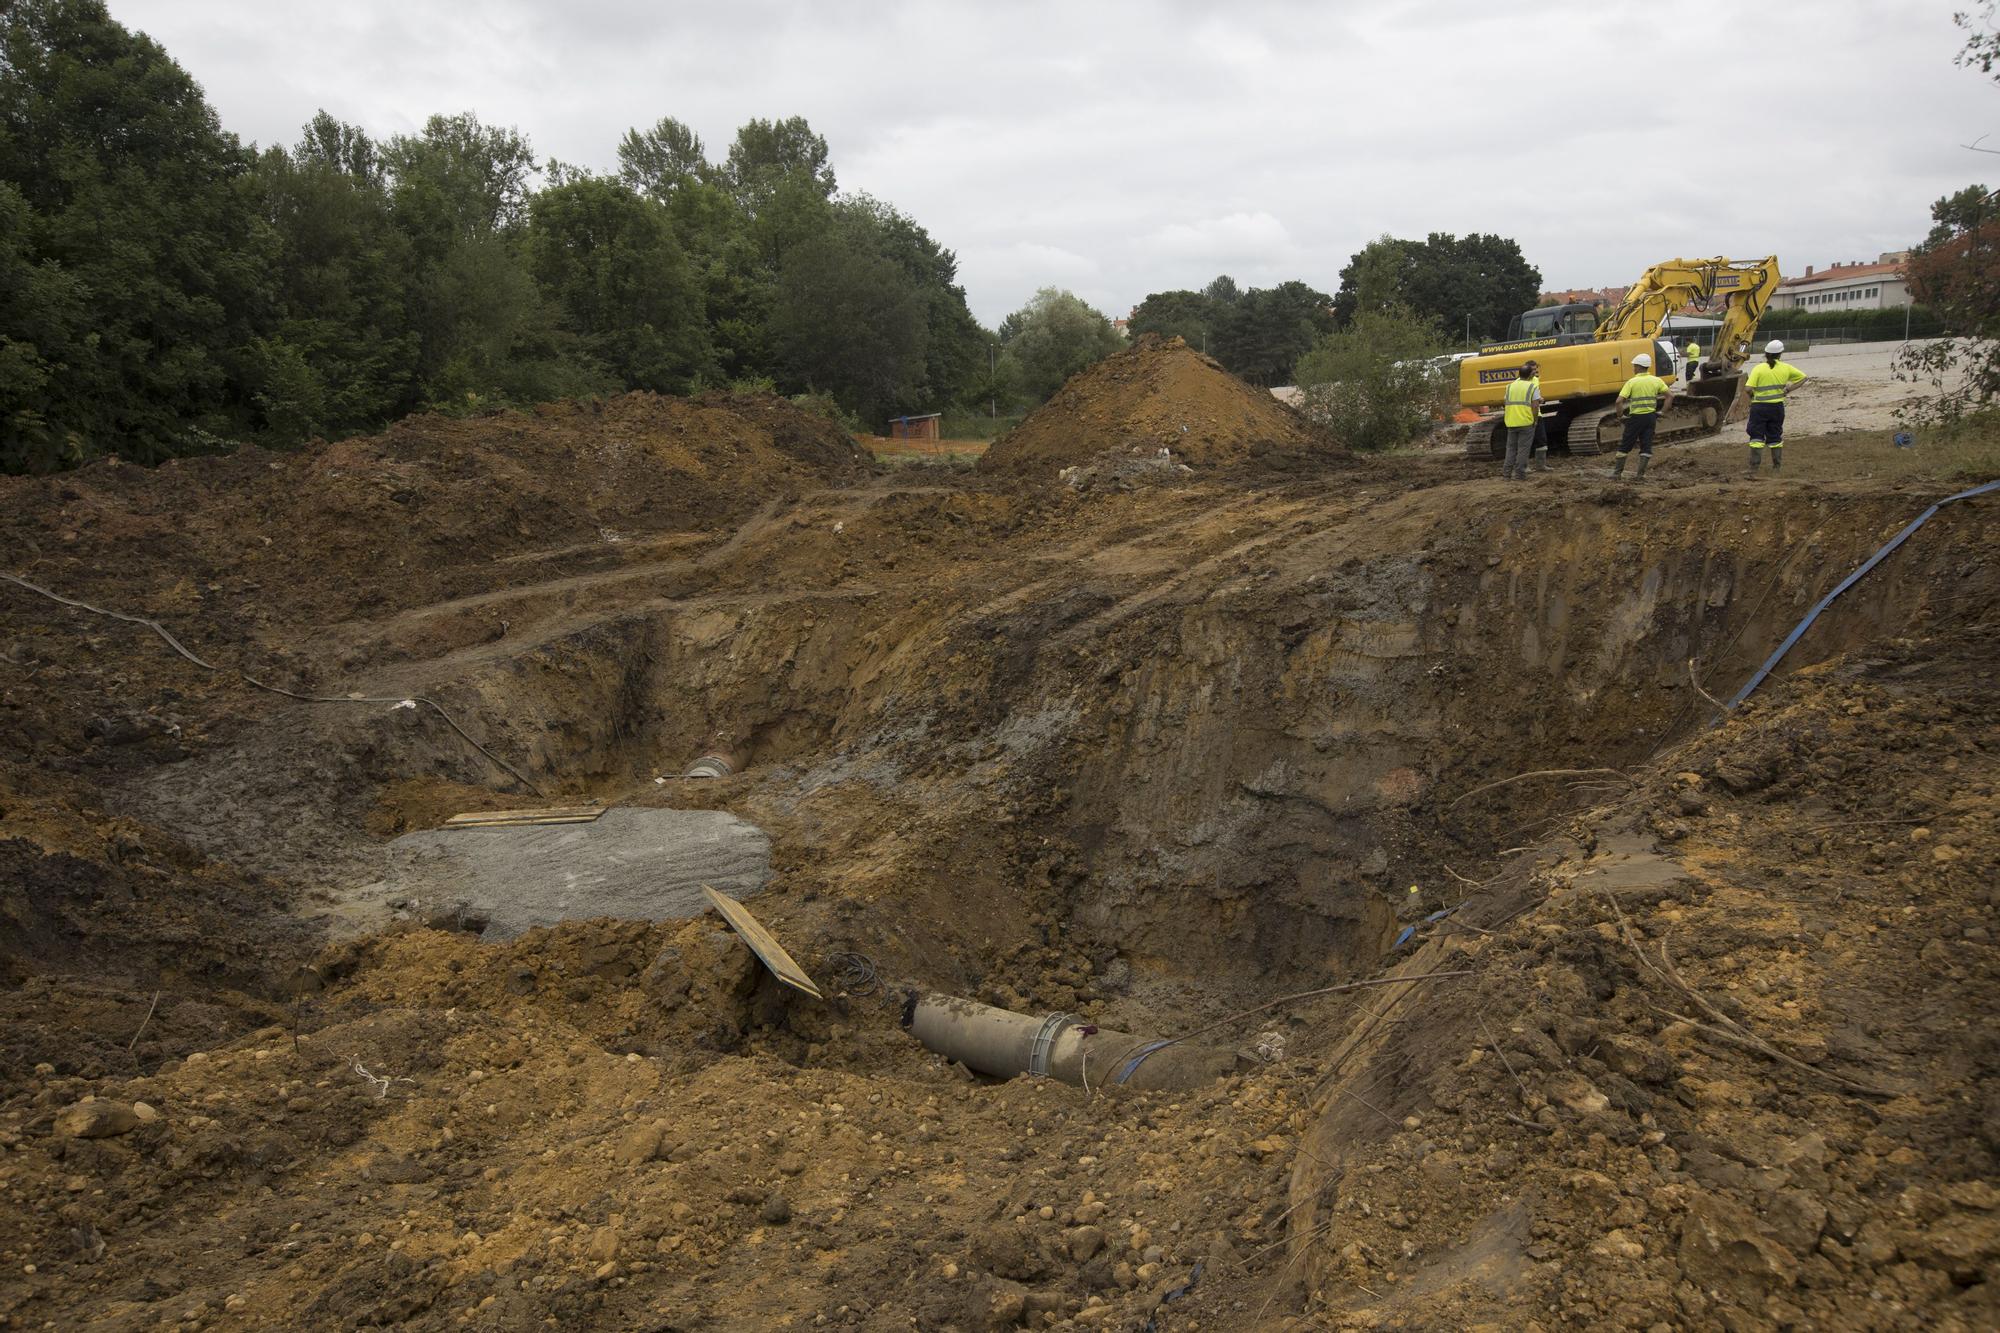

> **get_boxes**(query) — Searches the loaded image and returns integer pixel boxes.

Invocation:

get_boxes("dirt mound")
[0,391,868,634]
[979,334,1337,474]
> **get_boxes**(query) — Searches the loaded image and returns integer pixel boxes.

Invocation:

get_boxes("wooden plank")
[444,805,606,829]
[701,886,823,1000]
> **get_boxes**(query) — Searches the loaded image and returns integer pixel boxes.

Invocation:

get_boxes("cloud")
[1141,212,1293,259]
[109,0,1999,325]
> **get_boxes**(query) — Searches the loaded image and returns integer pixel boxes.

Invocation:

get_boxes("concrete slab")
[381,806,771,940]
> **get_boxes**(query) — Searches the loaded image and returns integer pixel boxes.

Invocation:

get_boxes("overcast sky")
[112,0,1998,326]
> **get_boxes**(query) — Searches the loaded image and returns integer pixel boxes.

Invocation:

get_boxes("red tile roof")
[1779,261,1904,290]
[1540,286,1628,305]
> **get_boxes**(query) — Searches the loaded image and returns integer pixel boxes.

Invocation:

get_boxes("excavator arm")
[1595,256,1782,368]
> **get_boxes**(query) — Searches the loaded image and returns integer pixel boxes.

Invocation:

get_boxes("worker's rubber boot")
[1532,448,1551,473]
[1634,455,1650,482]
[1609,454,1627,479]
[1770,448,1783,473]
[1747,448,1761,475]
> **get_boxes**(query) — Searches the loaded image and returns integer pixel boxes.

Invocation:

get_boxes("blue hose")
[1109,1039,1178,1085]
[1725,478,2000,713]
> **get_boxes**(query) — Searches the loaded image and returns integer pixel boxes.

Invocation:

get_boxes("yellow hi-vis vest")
[1503,377,1538,428]
[1618,373,1669,415]
[1747,360,1806,404]
[1687,342,1701,360]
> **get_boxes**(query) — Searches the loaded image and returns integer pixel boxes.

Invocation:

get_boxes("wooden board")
[443,805,606,829]
[701,885,823,1000]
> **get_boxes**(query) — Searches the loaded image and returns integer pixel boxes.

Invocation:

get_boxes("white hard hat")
[1632,353,1652,369]
[1765,339,1785,355]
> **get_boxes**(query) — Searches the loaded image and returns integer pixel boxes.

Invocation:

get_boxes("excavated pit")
[97,480,1982,1037]
[5,441,1997,1330]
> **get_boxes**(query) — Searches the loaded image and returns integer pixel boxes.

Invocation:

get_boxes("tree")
[1292,303,1450,450]
[0,0,275,471]
[1922,183,1993,248]
[374,112,609,408]
[1332,233,1540,343]
[1202,274,1242,306]
[1130,289,1215,350]
[297,109,382,181]
[1210,280,1335,386]
[382,112,538,256]
[1897,183,1999,424]
[1895,10,2000,425]
[1958,2,1998,77]
[770,214,929,425]
[0,180,91,471]
[416,234,609,407]
[249,114,421,442]
[527,176,713,393]
[662,175,769,380]
[1331,236,1414,326]
[837,195,986,410]
[997,288,1124,405]
[0,7,1041,465]
[618,116,708,201]
[724,116,835,216]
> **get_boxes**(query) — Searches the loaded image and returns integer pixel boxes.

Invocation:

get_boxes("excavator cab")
[1506,303,1598,346]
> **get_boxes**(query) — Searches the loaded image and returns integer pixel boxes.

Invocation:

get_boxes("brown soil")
[0,393,1996,1331]
[979,335,1337,475]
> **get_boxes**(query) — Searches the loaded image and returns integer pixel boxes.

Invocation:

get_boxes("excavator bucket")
[1695,369,1750,426]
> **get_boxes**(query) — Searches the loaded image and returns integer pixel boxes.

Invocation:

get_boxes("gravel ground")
[1768,337,1965,435]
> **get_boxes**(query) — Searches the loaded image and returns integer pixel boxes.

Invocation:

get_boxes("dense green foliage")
[1,0,271,469]
[994,288,1125,405]
[0,1,990,471]
[1331,233,1542,345]
[1128,277,1336,386]
[1758,305,1944,339]
[1291,303,1451,451]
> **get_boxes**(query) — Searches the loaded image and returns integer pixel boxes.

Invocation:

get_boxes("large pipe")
[901,992,1236,1092]
[683,745,744,780]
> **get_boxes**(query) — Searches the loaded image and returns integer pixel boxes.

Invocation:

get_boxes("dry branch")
[1599,891,1894,1098]
[1687,657,1728,714]
[1449,767,1629,809]
[127,991,161,1051]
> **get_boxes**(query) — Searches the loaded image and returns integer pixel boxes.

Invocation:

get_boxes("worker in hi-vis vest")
[1744,340,1807,474]
[1683,338,1702,383]
[1500,360,1542,481]
[1608,353,1671,481]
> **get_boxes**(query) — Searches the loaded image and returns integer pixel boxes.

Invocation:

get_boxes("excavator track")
[1460,387,1724,461]
[1462,417,1503,461]
[1564,408,1609,456]
[1580,397,1724,453]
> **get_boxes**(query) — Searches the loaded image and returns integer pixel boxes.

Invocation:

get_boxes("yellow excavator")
[1458,256,1782,458]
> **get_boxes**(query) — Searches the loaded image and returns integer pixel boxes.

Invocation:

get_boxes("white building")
[1769,252,1912,311]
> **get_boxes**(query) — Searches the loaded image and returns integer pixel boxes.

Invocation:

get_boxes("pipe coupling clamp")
[1027,1012,1076,1078]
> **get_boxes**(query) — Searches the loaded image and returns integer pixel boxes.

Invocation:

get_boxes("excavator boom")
[1596,256,1782,368]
